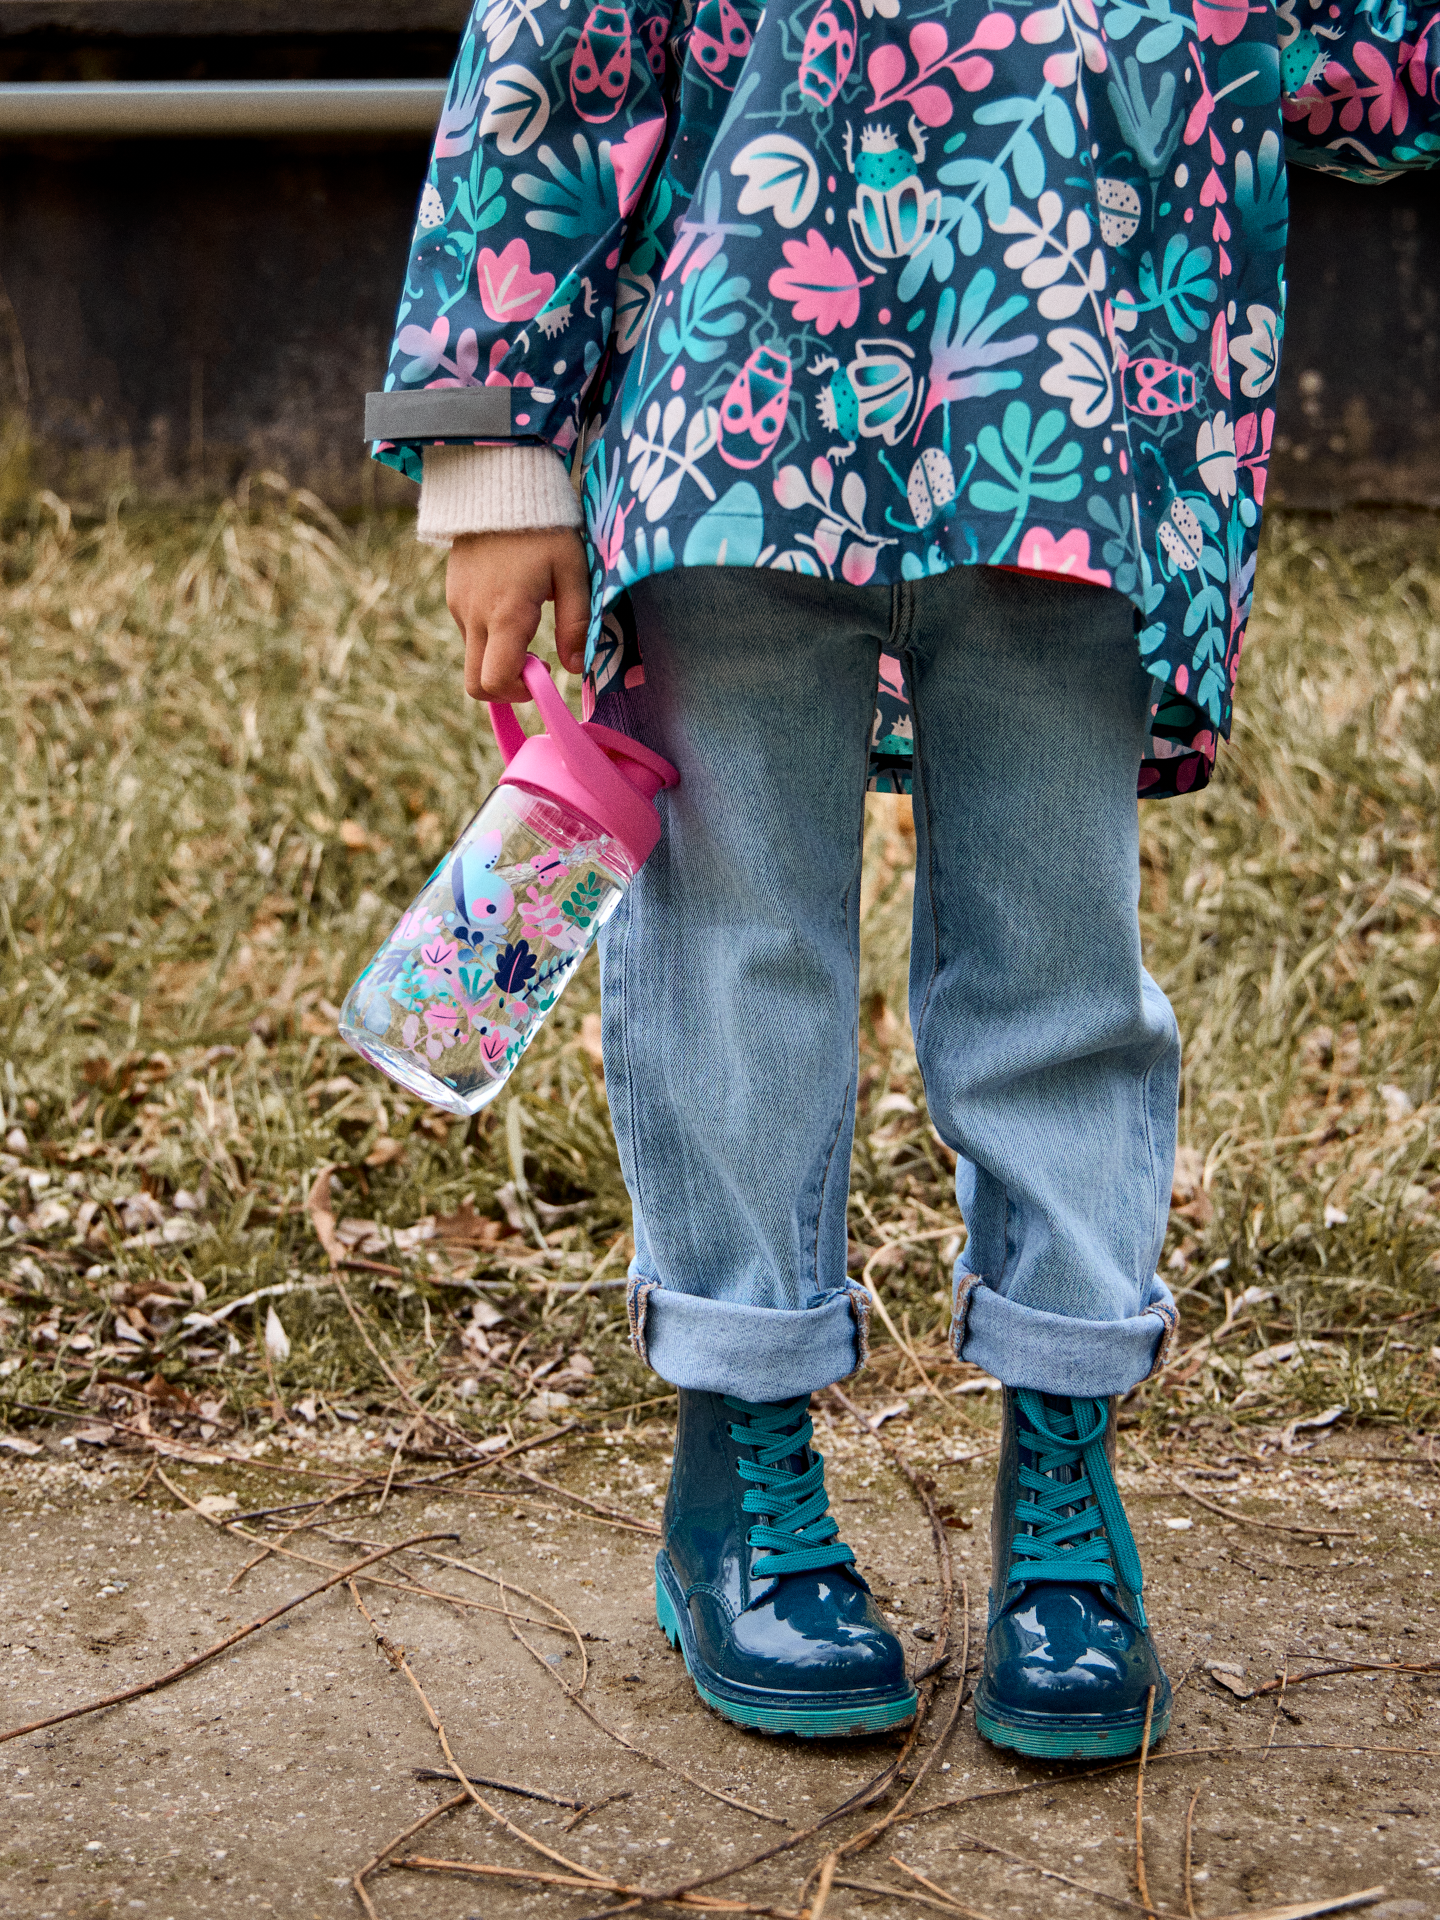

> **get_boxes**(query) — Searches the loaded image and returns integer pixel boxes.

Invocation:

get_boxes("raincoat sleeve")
[366,0,679,484]
[1279,0,1440,179]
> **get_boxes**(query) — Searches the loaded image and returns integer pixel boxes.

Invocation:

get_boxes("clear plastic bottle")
[338,658,677,1116]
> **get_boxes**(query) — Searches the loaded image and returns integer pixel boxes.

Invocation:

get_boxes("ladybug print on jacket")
[571,4,633,123]
[1121,356,1200,419]
[689,0,753,88]
[374,0,1438,801]
[717,347,793,469]
[798,0,857,109]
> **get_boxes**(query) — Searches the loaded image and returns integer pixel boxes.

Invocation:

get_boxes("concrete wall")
[1,4,1435,513]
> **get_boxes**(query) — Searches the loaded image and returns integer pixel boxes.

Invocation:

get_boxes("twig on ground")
[1200,1894,1387,1920]
[1136,1685,1157,1917]
[889,1855,995,1920]
[832,1879,969,1916]
[347,1581,613,1890]
[1254,1659,1440,1694]
[1125,1437,1357,1539]
[351,1791,469,1920]
[1184,1787,1202,1920]
[498,1463,661,1535]
[0,1515,454,1746]
[953,1829,1164,1914]
[859,1231,957,1402]
[227,1476,371,1590]
[829,1382,954,1660]
[411,1766,584,1807]
[374,1417,416,1514]
[808,1852,839,1920]
[499,1577,784,1826]
[408,1548,590,1685]
[397,1858,799,1915]
[561,1788,633,1833]
[1266,1656,1289,1752]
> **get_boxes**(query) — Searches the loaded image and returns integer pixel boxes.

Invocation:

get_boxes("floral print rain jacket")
[368,0,1439,798]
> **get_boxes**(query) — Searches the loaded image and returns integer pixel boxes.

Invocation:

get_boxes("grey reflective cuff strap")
[364,388,515,442]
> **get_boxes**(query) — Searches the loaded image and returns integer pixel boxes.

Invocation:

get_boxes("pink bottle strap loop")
[489,695,530,768]
[487,655,674,869]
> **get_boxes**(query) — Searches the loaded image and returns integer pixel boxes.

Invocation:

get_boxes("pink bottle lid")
[488,655,679,871]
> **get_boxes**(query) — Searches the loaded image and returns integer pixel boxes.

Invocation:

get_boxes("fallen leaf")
[435,1198,514,1249]
[144,1372,200,1413]
[364,1136,406,1169]
[1207,1663,1253,1699]
[195,1492,239,1519]
[1281,1404,1345,1455]
[308,1163,343,1267]
[526,1390,573,1418]
[1163,1516,1194,1530]
[0,1435,43,1456]
[264,1305,291,1362]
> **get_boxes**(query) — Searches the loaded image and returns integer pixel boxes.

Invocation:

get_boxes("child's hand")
[446,528,590,703]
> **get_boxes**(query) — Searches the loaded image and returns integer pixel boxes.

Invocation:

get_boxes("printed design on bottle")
[344,798,622,1110]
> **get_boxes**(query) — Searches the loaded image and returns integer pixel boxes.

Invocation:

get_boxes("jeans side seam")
[808,808,866,1298]
[614,891,648,1275]
[1137,996,1180,1287]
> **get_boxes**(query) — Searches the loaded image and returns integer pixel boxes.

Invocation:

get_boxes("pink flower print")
[518,885,566,944]
[1013,526,1112,587]
[1190,0,1254,46]
[768,232,870,337]
[611,114,666,216]
[1234,408,1274,505]
[420,937,458,986]
[401,1014,422,1052]
[476,239,556,324]
[483,337,536,390]
[395,906,442,944]
[1352,41,1410,137]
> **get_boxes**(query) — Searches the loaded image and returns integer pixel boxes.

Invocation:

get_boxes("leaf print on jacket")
[369,0,1437,800]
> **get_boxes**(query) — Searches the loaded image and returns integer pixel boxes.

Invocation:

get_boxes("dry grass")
[0,481,1436,1456]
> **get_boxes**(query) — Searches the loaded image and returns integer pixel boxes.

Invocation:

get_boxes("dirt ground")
[1,1414,1437,1920]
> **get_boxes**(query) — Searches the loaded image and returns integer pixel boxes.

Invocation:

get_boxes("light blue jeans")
[596,564,1180,1402]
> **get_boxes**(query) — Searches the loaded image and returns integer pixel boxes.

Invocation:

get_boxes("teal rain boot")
[975,1390,1171,1760]
[654,1390,919,1737]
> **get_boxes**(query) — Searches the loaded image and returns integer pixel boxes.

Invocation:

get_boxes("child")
[366,0,1437,1755]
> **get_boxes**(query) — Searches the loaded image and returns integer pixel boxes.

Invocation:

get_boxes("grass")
[0,480,1437,1455]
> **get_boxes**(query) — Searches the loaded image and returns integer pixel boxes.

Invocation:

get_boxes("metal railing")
[0,79,447,137]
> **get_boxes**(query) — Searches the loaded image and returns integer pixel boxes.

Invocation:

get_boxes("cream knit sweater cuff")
[417,443,582,545]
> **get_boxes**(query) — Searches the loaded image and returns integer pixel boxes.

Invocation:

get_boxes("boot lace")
[724,1396,856,1579]
[1008,1391,1145,1615]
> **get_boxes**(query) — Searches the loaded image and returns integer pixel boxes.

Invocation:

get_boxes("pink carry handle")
[487,655,678,871]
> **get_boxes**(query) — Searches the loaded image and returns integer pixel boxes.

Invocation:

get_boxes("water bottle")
[338,655,678,1115]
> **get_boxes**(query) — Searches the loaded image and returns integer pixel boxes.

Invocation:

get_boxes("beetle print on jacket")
[370,0,1438,799]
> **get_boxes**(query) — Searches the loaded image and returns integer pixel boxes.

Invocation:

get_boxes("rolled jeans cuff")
[627,1273,871,1400]
[952,1269,1179,1398]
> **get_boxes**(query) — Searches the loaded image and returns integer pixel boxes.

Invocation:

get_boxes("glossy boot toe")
[656,1389,918,1737]
[976,1390,1171,1761]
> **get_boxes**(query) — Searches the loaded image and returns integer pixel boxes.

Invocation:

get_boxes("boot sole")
[974,1682,1172,1761]
[655,1553,918,1739]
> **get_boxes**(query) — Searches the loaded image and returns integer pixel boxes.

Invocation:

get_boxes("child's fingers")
[468,614,537,704]
[551,536,592,674]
